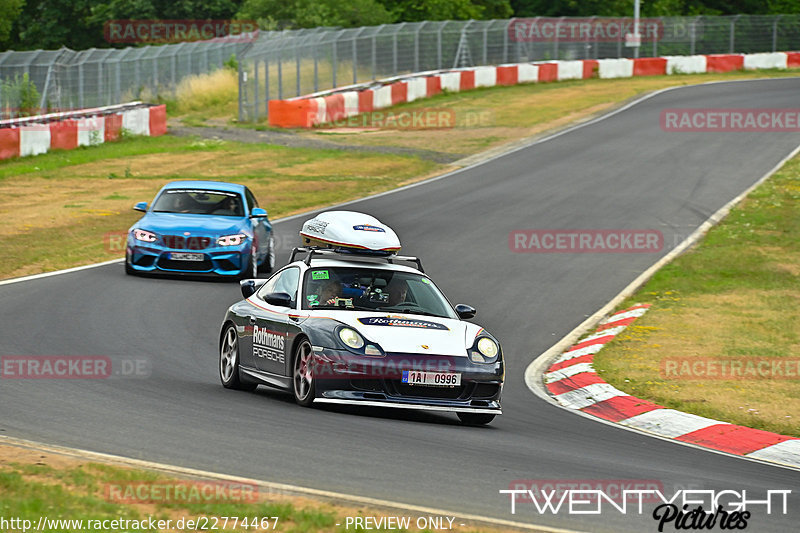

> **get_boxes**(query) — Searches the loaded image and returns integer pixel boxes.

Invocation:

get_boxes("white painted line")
[746,440,800,468]
[618,410,725,439]
[544,363,596,383]
[0,435,582,533]
[553,343,604,363]
[603,307,648,322]
[554,383,627,410]
[577,326,625,344]
[0,258,124,286]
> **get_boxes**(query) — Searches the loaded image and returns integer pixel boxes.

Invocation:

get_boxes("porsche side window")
[258,267,300,307]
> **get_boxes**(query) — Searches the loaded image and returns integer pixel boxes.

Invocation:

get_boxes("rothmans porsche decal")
[358,317,449,330]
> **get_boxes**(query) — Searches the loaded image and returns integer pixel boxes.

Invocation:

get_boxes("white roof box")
[300,211,401,254]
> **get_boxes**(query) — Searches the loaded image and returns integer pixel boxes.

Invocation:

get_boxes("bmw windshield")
[152,189,244,216]
[302,267,457,319]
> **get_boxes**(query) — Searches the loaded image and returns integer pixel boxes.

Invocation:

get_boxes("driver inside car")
[319,280,343,305]
[386,279,408,306]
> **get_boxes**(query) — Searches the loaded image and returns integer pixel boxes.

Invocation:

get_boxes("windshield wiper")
[310,304,375,311]
[376,307,444,318]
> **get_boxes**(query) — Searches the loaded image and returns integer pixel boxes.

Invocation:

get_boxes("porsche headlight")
[477,337,499,358]
[217,233,247,246]
[470,337,500,363]
[338,328,365,350]
[133,229,157,243]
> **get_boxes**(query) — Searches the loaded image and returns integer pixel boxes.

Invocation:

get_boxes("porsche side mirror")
[133,201,148,212]
[250,207,268,218]
[455,304,476,319]
[265,292,292,307]
[240,279,257,298]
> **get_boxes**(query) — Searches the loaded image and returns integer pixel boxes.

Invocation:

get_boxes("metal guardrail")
[238,14,800,122]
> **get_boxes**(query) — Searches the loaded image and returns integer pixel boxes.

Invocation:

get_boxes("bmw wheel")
[219,324,256,391]
[239,245,258,280]
[124,248,135,275]
[259,235,276,274]
[457,413,496,426]
[292,338,315,407]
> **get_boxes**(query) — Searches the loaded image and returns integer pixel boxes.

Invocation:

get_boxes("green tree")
[238,0,392,28]
[0,0,24,46]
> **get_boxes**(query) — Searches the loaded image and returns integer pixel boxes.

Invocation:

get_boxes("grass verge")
[0,137,438,279]
[593,151,800,438]
[0,443,515,533]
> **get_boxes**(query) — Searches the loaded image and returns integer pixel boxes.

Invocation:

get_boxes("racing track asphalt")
[2,78,800,532]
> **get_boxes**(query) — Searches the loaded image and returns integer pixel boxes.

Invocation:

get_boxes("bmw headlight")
[217,233,247,246]
[470,337,500,363]
[338,328,365,350]
[133,229,157,243]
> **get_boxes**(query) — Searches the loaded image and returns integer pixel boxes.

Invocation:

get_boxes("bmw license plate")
[402,370,461,387]
[169,252,204,261]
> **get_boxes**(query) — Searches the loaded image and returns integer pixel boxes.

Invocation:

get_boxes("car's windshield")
[302,266,457,319]
[152,189,244,216]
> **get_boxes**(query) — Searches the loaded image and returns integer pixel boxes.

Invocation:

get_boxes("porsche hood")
[324,312,483,356]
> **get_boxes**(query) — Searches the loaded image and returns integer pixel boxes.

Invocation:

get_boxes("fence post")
[264,55,269,116]
[415,22,425,72]
[353,28,366,84]
[295,41,301,96]
[78,62,84,109]
[437,22,444,70]
[278,52,283,100]
[503,19,510,63]
[729,15,740,53]
[773,15,782,52]
[332,37,337,88]
[237,58,244,122]
[254,59,260,120]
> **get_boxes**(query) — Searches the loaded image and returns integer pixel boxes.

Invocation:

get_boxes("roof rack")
[289,246,424,272]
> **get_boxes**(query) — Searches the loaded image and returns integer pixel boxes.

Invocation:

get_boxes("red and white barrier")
[544,305,800,468]
[268,51,800,128]
[0,103,167,161]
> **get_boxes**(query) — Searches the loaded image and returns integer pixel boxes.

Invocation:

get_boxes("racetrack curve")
[2,78,800,532]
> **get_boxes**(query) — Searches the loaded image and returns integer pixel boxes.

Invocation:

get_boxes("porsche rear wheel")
[457,412,496,426]
[292,338,315,407]
[220,325,256,391]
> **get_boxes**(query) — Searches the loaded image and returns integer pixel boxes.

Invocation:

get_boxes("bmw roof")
[159,180,247,194]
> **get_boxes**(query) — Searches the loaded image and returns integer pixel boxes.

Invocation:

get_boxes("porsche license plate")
[402,370,461,387]
[169,252,204,261]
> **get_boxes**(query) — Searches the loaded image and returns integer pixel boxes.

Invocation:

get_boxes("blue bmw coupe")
[125,181,275,279]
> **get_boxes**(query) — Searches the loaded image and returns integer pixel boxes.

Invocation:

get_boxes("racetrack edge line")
[0,435,583,533]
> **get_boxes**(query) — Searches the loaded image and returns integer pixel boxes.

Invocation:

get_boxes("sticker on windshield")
[358,317,449,330]
[420,278,431,284]
[312,270,329,280]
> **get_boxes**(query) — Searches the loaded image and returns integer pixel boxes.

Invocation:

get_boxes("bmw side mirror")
[250,207,268,218]
[455,304,476,320]
[133,201,148,212]
[265,292,292,307]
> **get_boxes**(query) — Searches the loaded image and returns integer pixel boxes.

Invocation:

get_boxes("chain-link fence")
[0,40,250,119]
[239,14,800,122]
